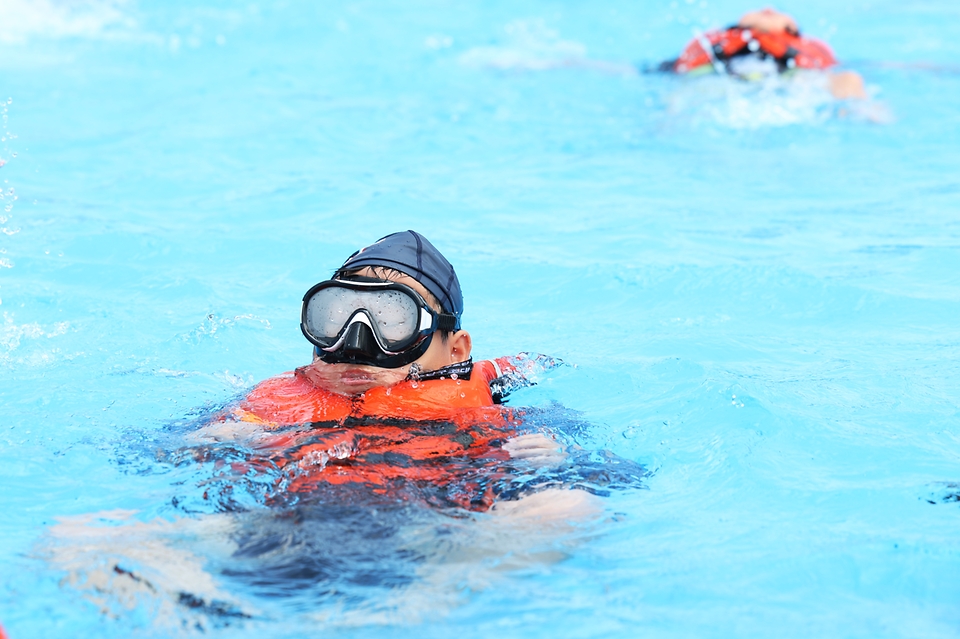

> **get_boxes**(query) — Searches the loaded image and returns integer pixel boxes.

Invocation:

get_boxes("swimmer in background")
[464,8,869,105]
[658,7,867,100]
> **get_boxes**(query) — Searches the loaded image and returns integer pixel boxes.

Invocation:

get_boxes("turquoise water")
[2,0,960,636]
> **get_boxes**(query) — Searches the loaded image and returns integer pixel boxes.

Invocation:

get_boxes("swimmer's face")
[298,267,472,396]
[738,8,799,35]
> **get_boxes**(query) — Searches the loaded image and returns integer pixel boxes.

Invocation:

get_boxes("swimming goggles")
[300,278,460,368]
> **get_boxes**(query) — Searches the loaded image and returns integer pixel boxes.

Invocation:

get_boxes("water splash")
[181,313,272,343]
[664,72,891,128]
[0,312,70,365]
[491,352,566,402]
[296,440,358,472]
[0,100,19,269]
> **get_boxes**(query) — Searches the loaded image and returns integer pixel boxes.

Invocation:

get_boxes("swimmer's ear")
[448,330,472,363]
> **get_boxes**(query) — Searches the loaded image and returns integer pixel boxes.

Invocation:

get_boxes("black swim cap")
[337,230,463,323]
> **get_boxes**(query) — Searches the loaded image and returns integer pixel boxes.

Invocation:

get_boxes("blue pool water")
[2,0,960,636]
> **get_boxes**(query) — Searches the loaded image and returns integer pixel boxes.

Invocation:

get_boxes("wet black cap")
[337,230,463,322]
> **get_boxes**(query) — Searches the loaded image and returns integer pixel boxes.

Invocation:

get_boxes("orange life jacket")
[223,358,523,510]
[673,26,837,74]
[234,358,512,426]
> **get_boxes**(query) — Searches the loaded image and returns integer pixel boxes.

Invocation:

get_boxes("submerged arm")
[828,70,867,99]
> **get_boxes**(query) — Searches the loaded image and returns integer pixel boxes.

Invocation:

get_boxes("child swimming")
[660,7,867,100]
[43,231,647,624]
[194,229,589,511]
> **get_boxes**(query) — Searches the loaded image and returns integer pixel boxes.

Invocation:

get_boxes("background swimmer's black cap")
[338,230,463,321]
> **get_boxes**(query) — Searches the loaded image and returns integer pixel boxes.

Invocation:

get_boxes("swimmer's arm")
[43,510,249,619]
[188,418,267,444]
[503,433,567,467]
[490,487,602,524]
[828,70,867,99]
[187,407,285,445]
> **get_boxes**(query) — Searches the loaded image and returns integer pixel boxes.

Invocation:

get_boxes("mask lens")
[304,286,357,342]
[368,289,419,345]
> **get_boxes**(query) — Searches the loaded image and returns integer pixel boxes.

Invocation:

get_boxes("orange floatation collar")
[673,26,837,74]
[235,358,511,427]
[224,358,522,510]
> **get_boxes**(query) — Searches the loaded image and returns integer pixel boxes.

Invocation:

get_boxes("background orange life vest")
[673,26,837,74]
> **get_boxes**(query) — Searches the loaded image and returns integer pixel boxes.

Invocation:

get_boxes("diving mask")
[300,278,459,369]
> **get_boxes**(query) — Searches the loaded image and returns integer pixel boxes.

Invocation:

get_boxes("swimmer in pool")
[659,7,867,99]
[43,231,647,624]
[195,229,602,512]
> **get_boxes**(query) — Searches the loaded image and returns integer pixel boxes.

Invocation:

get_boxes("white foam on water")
[664,71,891,129]
[460,19,588,71]
[0,0,135,44]
[0,312,70,366]
[666,72,832,128]
[179,313,273,344]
